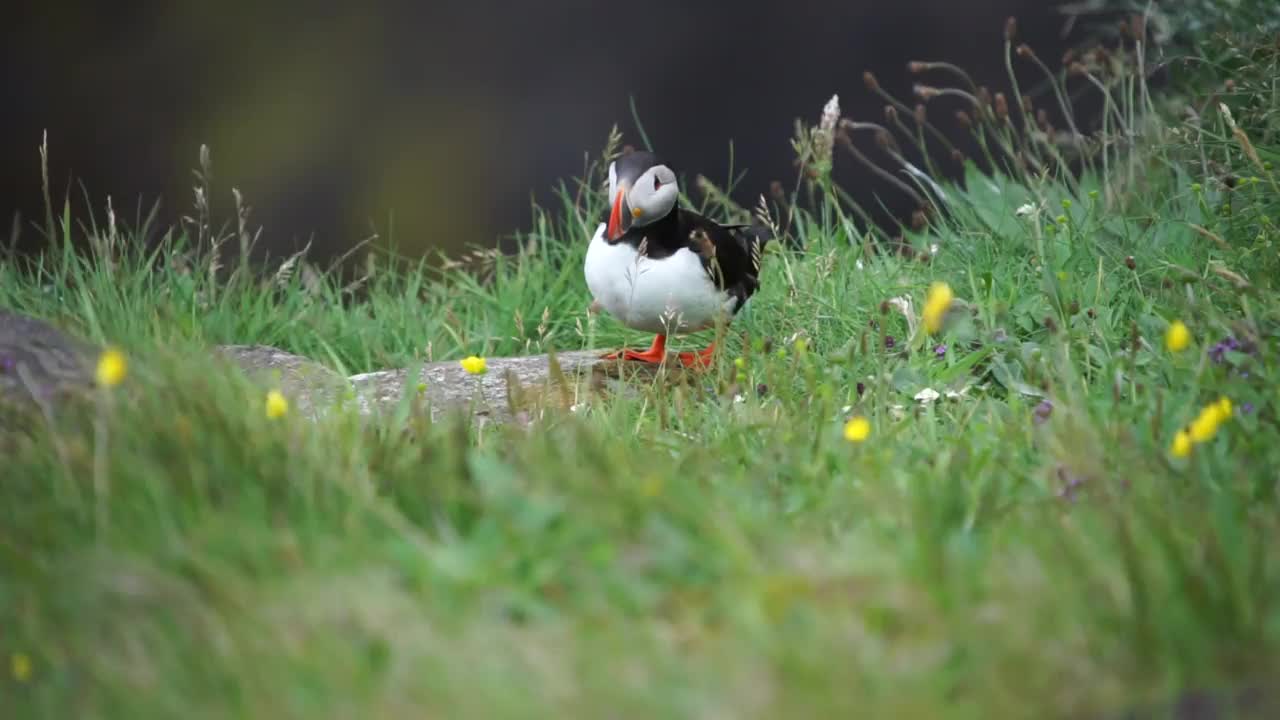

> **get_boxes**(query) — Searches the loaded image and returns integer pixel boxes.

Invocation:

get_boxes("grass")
[4,6,1280,719]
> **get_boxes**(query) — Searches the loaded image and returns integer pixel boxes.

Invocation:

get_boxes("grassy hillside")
[4,7,1280,719]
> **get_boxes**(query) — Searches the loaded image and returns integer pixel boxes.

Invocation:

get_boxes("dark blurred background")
[2,1,1087,266]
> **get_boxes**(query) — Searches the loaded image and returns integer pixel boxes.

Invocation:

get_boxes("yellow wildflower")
[640,475,664,498]
[11,652,31,682]
[1165,320,1191,352]
[1179,397,1235,448]
[922,282,954,334]
[1214,396,1233,422]
[843,416,871,443]
[1188,406,1220,443]
[1170,429,1193,458]
[265,390,289,420]
[95,347,128,387]
[460,356,487,375]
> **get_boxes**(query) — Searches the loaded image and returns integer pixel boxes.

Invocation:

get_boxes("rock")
[216,344,704,425]
[358,351,701,422]
[0,306,703,430]
[214,344,349,419]
[0,308,98,428]
[347,350,600,423]
[347,349,697,423]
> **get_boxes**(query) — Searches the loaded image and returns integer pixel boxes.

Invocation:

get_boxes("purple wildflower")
[0,355,13,374]
[1241,402,1255,415]
[1056,466,1084,502]
[856,382,866,397]
[1033,399,1054,425]
[1208,336,1241,364]
[884,336,896,350]
[934,344,947,359]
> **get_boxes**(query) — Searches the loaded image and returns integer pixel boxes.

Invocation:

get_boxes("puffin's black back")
[677,209,773,312]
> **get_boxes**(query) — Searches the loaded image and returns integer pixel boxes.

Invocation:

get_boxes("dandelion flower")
[265,390,289,420]
[1170,429,1193,458]
[1188,406,1220,443]
[1214,396,1233,422]
[460,355,487,375]
[95,348,127,387]
[843,416,871,443]
[11,653,31,682]
[922,282,954,334]
[1165,320,1191,352]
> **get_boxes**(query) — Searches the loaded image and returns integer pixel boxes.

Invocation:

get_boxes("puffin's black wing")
[678,210,773,312]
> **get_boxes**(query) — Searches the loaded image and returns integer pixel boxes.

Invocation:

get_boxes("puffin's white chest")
[584,223,737,335]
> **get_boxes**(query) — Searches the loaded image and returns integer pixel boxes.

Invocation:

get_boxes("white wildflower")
[813,94,840,169]
[820,94,840,134]
[914,388,941,404]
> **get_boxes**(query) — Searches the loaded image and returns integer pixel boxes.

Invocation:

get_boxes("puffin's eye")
[654,175,662,191]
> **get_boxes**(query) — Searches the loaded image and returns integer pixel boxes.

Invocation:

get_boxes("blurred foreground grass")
[4,7,1280,719]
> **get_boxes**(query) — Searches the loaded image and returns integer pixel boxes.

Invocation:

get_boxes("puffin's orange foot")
[601,347,668,363]
[601,334,668,364]
[676,345,716,368]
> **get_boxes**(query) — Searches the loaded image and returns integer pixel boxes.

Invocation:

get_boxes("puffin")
[584,150,772,367]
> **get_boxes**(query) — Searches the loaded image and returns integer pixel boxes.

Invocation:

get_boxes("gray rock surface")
[0,309,98,425]
[214,344,350,419]
[349,350,603,423]
[3,307,693,428]
[218,345,703,424]
[214,343,703,424]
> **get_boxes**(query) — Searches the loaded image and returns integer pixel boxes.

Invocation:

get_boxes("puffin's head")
[606,151,678,241]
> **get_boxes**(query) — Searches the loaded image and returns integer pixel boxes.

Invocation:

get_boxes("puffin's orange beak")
[607,188,626,241]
